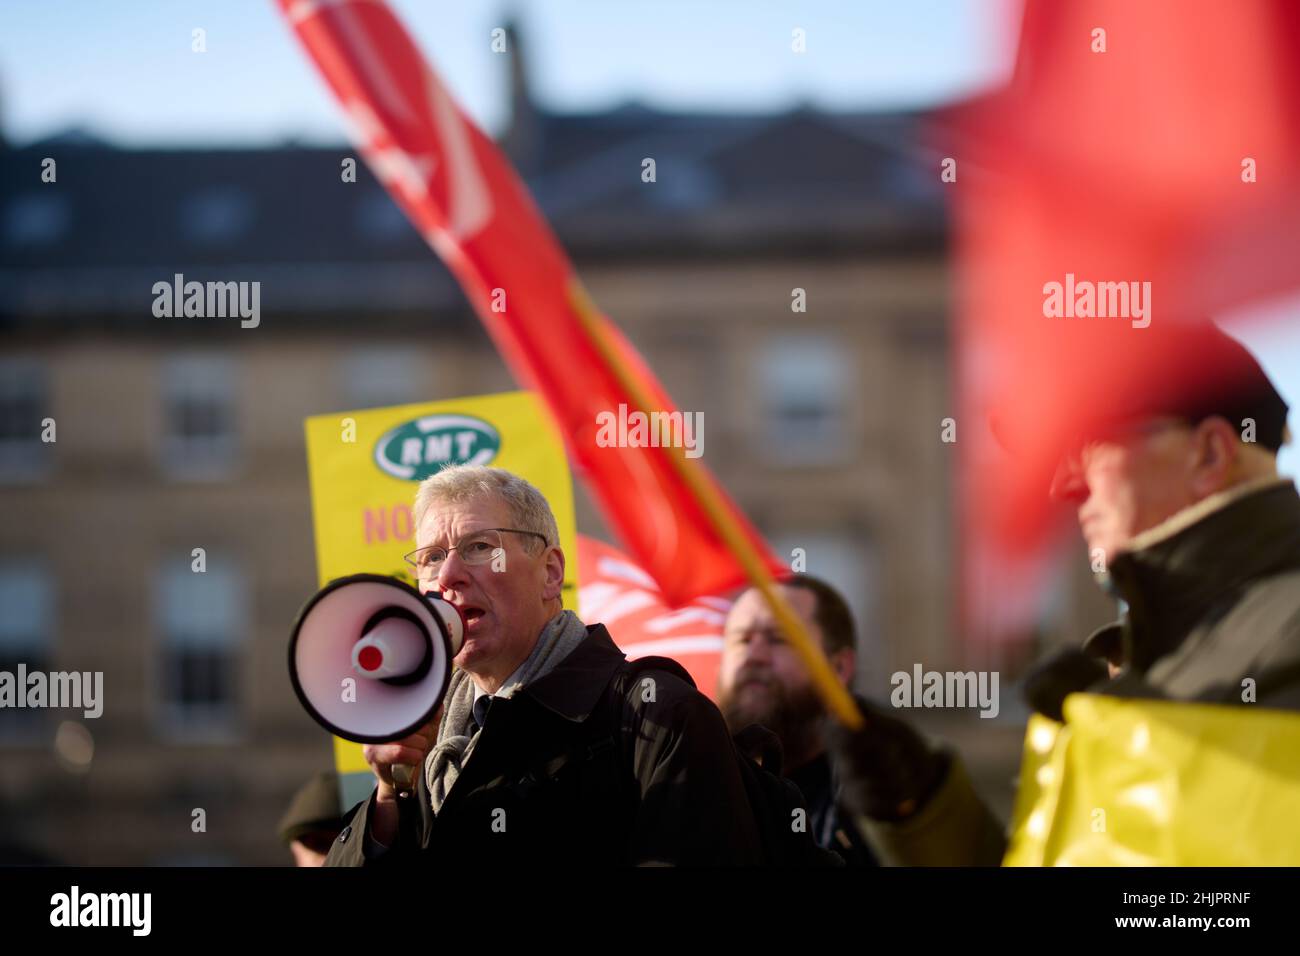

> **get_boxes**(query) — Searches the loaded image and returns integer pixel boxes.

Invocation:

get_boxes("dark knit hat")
[277,771,344,845]
[1106,321,1289,453]
[992,321,1290,455]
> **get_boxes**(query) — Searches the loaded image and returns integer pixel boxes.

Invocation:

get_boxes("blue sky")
[0,0,1015,145]
[1,0,1295,473]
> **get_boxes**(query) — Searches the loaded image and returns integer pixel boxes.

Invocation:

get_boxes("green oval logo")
[373,413,500,481]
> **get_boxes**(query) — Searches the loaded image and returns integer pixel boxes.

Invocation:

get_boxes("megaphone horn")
[288,575,465,768]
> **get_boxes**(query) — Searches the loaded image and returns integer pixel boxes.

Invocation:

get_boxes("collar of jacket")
[1101,476,1300,671]
[514,623,627,723]
[1081,622,1124,666]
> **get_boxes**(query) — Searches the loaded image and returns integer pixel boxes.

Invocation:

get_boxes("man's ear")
[541,545,565,602]
[830,647,857,688]
[1190,416,1238,496]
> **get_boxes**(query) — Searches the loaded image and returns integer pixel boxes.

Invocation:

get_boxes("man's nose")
[1049,454,1088,503]
[743,635,774,665]
[435,548,471,592]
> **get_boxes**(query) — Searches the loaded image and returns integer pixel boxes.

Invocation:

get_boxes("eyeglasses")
[403,528,549,580]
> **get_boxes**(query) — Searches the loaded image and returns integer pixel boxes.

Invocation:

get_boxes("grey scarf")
[425,609,588,814]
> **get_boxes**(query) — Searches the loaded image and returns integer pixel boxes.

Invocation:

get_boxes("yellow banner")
[303,391,579,805]
[1004,694,1300,866]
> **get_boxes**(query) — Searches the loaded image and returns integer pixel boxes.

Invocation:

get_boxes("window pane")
[158,559,244,648]
[171,649,233,706]
[156,555,245,735]
[179,187,254,245]
[0,562,53,649]
[0,562,53,739]
[3,193,71,247]
[342,348,422,410]
[161,355,237,479]
[757,336,851,465]
[0,359,51,480]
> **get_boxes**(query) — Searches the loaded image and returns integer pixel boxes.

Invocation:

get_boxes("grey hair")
[412,465,559,552]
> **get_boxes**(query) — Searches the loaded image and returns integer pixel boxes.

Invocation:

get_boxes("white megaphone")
[289,574,464,796]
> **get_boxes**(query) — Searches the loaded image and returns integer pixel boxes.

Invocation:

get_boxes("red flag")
[946,0,1300,643]
[576,535,728,699]
[279,0,785,605]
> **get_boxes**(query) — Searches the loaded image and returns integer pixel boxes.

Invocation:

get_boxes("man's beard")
[719,671,825,768]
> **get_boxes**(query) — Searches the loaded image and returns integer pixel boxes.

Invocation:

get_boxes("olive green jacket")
[858,477,1300,865]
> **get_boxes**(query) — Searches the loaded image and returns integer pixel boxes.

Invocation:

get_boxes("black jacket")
[785,750,878,866]
[325,624,763,866]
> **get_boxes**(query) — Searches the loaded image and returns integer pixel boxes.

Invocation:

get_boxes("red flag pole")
[568,281,863,728]
[277,0,860,726]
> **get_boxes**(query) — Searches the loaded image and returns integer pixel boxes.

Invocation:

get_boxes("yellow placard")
[1004,694,1300,866]
[302,391,579,807]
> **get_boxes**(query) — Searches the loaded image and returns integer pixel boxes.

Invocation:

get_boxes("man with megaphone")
[309,465,763,865]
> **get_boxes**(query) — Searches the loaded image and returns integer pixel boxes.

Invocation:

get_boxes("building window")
[342,348,422,410]
[648,162,720,209]
[155,556,245,740]
[0,359,51,482]
[2,193,71,247]
[756,335,851,465]
[0,561,54,740]
[161,356,238,480]
[354,194,412,243]
[179,187,254,245]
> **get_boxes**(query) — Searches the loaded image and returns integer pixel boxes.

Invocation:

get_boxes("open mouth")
[461,606,486,627]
